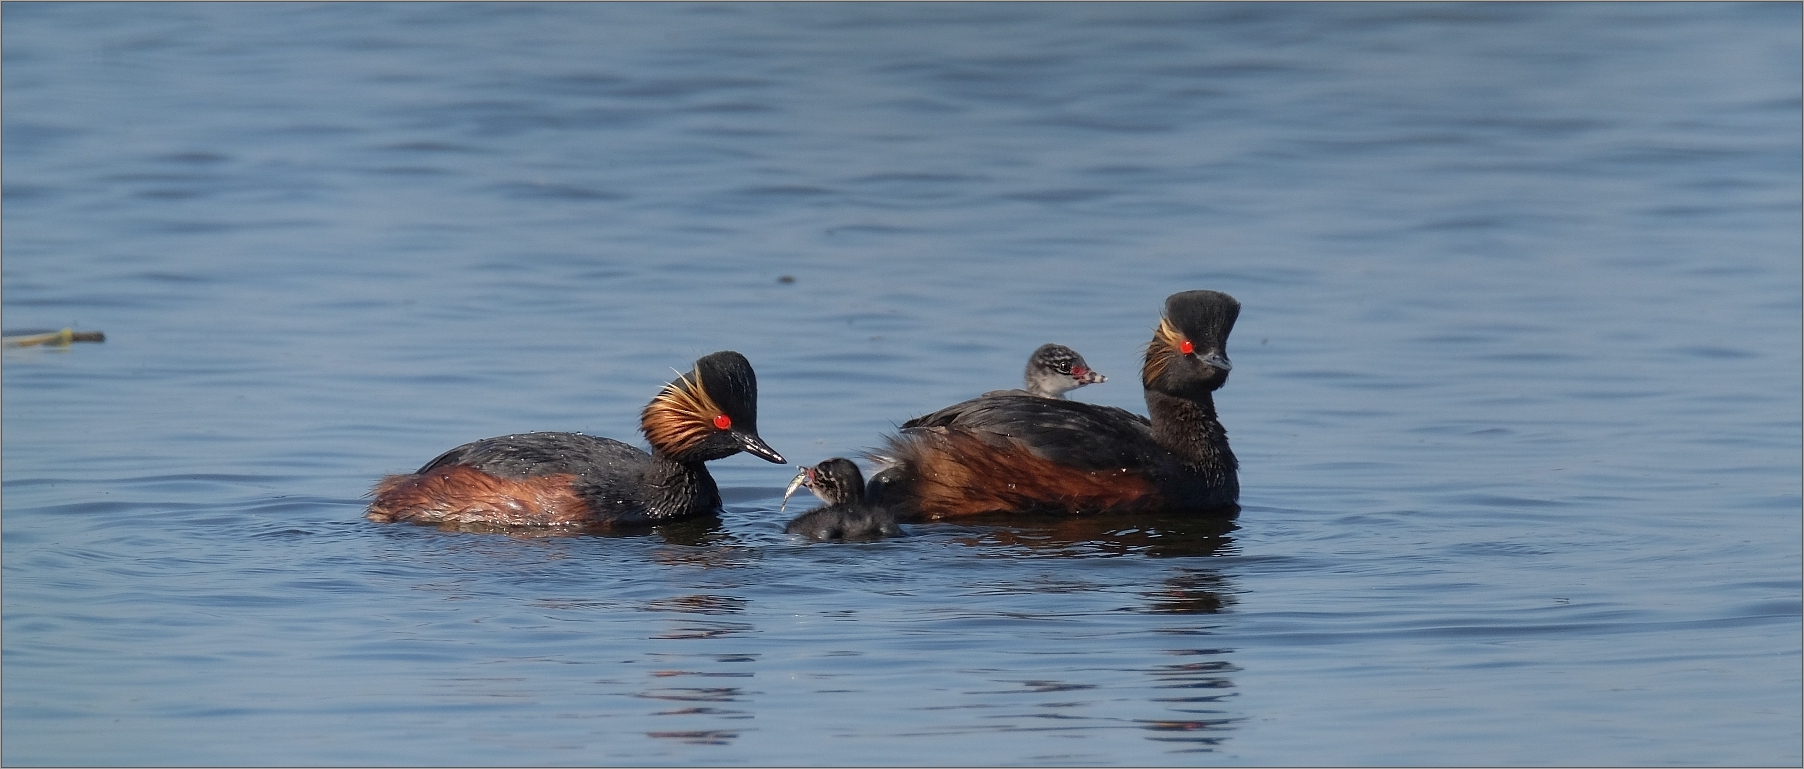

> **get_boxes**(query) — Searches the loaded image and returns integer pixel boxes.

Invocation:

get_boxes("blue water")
[4,3,1799,765]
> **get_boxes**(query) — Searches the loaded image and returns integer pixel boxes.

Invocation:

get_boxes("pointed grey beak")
[737,432,786,464]
[1199,351,1232,372]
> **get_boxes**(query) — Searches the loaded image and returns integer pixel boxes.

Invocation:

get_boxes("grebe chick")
[869,290,1240,520]
[982,344,1106,400]
[367,351,785,528]
[781,458,903,541]
[1023,343,1106,398]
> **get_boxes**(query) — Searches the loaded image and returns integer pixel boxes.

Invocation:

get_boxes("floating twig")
[3,328,106,347]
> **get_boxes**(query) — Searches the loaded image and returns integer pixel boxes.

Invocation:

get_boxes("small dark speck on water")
[778,275,796,284]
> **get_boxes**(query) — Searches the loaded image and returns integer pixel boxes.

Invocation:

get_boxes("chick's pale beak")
[738,432,786,464]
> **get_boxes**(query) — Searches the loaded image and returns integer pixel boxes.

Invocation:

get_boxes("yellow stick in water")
[3,328,106,347]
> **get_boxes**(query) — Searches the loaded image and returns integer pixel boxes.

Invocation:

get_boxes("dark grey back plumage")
[418,432,647,478]
[899,395,1157,471]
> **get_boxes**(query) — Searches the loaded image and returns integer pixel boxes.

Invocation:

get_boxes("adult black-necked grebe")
[367,350,785,527]
[868,290,1239,520]
[983,343,1106,399]
[781,458,903,541]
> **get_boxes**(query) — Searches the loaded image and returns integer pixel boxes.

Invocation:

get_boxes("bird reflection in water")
[643,593,752,640]
[420,513,728,545]
[644,729,740,746]
[1145,568,1235,614]
[637,593,758,747]
[643,594,747,615]
[648,535,756,570]
[924,510,1243,751]
[639,676,753,745]
[944,510,1238,559]
[1143,647,1240,750]
[1141,566,1240,750]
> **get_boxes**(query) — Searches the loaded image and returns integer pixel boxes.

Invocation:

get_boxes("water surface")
[4,3,1799,765]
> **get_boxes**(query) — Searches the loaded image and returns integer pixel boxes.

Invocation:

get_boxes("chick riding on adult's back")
[868,290,1240,519]
[986,343,1106,399]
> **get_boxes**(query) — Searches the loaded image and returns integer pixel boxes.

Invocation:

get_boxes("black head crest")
[1164,290,1239,348]
[693,351,759,430]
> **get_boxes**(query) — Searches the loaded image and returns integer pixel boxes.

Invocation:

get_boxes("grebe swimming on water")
[868,291,1239,520]
[367,351,785,528]
[781,458,903,541]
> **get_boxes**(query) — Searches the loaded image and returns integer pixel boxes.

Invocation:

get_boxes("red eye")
[1179,340,1195,355]
[712,414,732,430]
[1071,366,1088,377]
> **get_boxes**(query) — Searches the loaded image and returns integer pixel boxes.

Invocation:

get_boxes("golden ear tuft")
[1142,315,1187,385]
[642,370,728,454]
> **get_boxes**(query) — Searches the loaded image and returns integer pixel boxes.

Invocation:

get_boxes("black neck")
[1145,389,1236,478]
[641,453,722,520]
